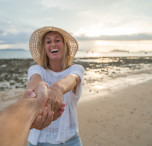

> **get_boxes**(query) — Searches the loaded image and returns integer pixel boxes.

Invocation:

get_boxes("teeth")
[51,49,58,53]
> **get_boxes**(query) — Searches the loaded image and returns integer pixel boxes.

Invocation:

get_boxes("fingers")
[61,102,66,108]
[60,106,65,112]
[53,112,59,121]
[38,107,54,130]
[38,108,43,116]
[31,106,54,130]
[30,108,47,130]
[52,102,65,121]
[51,100,63,121]
[40,110,54,129]
[47,95,62,115]
[58,111,62,117]
[59,102,65,113]
[39,107,48,128]
[30,115,42,129]
[58,103,65,117]
[54,101,61,114]
[50,99,55,113]
[30,107,47,130]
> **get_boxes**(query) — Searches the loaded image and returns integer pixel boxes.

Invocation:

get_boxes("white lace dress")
[28,64,84,145]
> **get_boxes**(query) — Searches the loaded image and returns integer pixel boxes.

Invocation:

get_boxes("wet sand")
[78,79,152,146]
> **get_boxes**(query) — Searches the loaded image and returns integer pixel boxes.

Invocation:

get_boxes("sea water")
[0,50,32,59]
[0,49,152,59]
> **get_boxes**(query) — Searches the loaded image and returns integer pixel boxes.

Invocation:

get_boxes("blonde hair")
[39,31,72,70]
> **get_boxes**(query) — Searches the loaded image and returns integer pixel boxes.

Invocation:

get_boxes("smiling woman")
[43,31,65,71]
[26,26,84,146]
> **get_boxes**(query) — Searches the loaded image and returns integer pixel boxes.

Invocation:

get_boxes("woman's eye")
[46,41,51,44]
[55,39,60,42]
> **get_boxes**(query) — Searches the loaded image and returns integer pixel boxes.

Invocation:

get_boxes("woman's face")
[44,31,64,62]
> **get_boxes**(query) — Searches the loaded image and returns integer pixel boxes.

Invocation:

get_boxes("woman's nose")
[51,41,56,46]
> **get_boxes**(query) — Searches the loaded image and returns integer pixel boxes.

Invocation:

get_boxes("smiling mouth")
[51,49,59,53]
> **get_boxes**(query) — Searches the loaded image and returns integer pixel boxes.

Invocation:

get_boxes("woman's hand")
[31,102,65,130]
[30,106,54,130]
[47,83,64,121]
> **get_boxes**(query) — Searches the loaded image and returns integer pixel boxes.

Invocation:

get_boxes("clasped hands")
[25,81,65,130]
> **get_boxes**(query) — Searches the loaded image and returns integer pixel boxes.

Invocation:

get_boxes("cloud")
[39,0,152,36]
[0,0,152,50]
[40,0,99,10]
[0,20,32,44]
[76,33,152,41]
[0,30,30,44]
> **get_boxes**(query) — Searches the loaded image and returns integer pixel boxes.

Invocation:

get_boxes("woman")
[27,26,84,146]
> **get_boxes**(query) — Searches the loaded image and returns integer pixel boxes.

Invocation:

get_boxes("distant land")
[0,48,27,51]
[110,49,152,54]
[0,48,152,54]
[110,49,129,53]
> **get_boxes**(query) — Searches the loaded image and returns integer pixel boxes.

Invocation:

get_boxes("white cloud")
[76,33,152,41]
[39,0,152,36]
[40,0,98,10]
[0,0,152,50]
[0,43,28,50]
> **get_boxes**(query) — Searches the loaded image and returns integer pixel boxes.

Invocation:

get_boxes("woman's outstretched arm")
[47,74,80,120]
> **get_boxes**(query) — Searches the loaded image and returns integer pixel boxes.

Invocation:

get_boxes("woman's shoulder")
[28,64,46,71]
[70,64,84,70]
[70,64,84,68]
[68,64,85,75]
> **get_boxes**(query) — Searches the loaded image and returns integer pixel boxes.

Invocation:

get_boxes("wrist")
[51,82,64,94]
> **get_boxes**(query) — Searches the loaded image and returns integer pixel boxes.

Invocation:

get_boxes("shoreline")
[1,57,152,92]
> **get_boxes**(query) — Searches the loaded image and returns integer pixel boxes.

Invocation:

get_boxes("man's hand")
[24,82,53,129]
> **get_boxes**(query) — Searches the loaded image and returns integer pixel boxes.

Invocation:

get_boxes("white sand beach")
[0,79,152,146]
[78,79,152,146]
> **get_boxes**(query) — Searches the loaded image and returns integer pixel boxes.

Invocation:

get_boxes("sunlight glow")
[92,40,152,53]
[95,41,109,46]
[74,25,138,37]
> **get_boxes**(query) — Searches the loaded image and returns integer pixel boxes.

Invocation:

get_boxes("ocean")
[0,49,152,59]
[0,50,32,59]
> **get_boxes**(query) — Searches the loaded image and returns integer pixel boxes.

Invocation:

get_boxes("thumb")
[24,89,36,98]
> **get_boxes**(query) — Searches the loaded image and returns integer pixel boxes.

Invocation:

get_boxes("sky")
[0,0,152,52]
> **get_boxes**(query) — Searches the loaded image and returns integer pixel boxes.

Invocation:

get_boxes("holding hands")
[25,79,65,130]
[26,73,80,130]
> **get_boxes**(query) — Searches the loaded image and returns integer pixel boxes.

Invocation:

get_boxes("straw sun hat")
[29,26,78,64]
